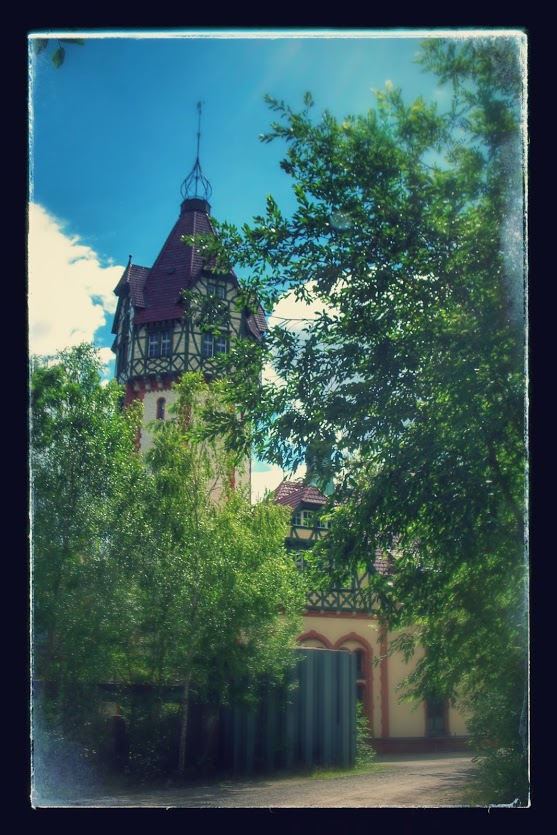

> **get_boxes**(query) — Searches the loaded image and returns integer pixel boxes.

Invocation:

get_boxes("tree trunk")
[177,672,192,776]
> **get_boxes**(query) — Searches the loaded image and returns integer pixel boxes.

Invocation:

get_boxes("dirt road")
[38,753,478,808]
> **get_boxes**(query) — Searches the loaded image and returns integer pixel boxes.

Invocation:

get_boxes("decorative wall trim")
[380,627,390,738]
[334,631,374,732]
[296,630,333,649]
[303,610,379,621]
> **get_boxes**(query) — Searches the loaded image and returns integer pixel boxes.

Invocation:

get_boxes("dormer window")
[292,510,329,528]
[293,510,313,527]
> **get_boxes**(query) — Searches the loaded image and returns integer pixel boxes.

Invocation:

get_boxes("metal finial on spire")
[181,101,212,203]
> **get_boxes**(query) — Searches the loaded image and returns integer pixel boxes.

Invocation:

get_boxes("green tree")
[128,372,305,774]
[31,344,144,775]
[32,349,305,780]
[190,36,527,803]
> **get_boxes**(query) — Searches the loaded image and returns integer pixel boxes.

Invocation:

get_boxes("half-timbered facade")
[275,479,469,754]
[111,193,265,468]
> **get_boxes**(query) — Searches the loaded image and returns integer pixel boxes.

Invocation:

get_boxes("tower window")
[117,336,128,376]
[207,281,226,299]
[156,397,166,420]
[148,330,172,358]
[202,333,229,358]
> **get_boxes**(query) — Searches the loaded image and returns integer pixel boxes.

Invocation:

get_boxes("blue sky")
[28,29,518,499]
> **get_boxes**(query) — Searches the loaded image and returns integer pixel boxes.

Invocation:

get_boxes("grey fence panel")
[321,649,334,765]
[220,648,356,774]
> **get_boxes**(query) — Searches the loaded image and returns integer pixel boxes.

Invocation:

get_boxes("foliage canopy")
[193,36,528,803]
[31,348,304,780]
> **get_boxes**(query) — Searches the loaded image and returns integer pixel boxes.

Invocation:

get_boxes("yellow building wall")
[448,707,468,736]
[385,633,425,737]
[297,614,468,741]
[139,388,179,454]
[138,387,251,502]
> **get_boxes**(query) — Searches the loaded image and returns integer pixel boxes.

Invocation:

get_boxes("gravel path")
[35,753,478,808]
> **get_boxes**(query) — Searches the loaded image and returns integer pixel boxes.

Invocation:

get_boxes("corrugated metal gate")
[219,647,356,773]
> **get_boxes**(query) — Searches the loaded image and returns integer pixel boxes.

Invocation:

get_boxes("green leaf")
[51,46,65,69]
[33,38,49,55]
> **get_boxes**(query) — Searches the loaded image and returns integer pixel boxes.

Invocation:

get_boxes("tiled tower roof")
[112,196,266,338]
[133,198,216,326]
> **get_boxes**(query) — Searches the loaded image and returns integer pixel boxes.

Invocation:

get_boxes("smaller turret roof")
[274,480,328,509]
[114,263,150,307]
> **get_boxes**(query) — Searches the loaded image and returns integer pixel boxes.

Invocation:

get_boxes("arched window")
[336,639,371,724]
[156,397,166,420]
[354,648,365,680]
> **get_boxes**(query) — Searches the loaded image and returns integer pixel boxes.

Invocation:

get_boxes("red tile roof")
[253,308,267,334]
[246,306,267,340]
[274,480,328,509]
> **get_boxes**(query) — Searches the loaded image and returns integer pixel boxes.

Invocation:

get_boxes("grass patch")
[309,763,383,780]
[214,761,384,786]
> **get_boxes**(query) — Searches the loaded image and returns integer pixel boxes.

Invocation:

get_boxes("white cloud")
[263,282,338,388]
[267,282,328,333]
[28,203,125,358]
[251,461,307,505]
[98,346,117,369]
[251,463,287,504]
[249,283,331,501]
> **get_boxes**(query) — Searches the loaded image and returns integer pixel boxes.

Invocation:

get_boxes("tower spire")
[181,101,212,203]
